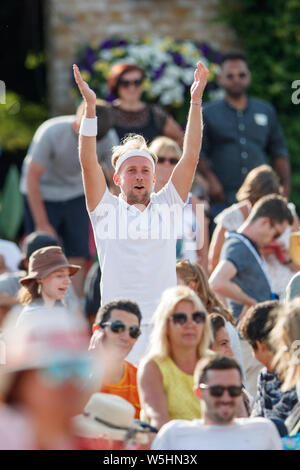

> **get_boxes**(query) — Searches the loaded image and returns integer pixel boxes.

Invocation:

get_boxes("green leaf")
[0,165,24,240]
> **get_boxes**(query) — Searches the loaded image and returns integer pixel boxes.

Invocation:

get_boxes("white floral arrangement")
[73,37,222,123]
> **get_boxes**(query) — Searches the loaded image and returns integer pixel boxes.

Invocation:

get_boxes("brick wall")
[45,0,238,114]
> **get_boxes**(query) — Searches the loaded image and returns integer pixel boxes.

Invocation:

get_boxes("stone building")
[45,0,237,114]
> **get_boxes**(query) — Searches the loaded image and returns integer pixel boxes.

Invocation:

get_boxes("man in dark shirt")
[198,51,290,216]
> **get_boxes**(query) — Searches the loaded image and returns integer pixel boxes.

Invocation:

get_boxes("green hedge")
[217,0,300,208]
[0,91,48,152]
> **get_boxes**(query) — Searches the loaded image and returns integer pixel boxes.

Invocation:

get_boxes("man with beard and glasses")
[197,51,290,219]
[151,355,282,450]
[73,62,209,363]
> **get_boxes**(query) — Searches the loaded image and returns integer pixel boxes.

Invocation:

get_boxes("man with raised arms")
[73,62,208,363]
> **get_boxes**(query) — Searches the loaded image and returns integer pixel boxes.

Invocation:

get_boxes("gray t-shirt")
[20,115,119,201]
[220,234,272,321]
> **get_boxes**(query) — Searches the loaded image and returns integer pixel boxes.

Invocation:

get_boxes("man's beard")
[126,188,151,206]
[225,84,248,99]
[207,402,236,424]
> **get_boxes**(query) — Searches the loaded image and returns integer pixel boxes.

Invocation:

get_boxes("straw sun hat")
[73,393,148,444]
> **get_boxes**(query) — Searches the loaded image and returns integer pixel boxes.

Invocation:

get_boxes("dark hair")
[238,300,279,350]
[95,298,142,327]
[194,354,242,386]
[249,194,293,225]
[220,51,248,66]
[107,63,145,97]
[208,313,226,342]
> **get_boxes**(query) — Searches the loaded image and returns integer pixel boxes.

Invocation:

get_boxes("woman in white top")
[209,164,300,298]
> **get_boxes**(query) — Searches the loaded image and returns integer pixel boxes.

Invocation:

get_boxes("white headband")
[115,149,155,174]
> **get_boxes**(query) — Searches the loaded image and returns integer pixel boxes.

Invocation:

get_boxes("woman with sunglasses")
[176,259,245,371]
[138,285,212,430]
[149,136,210,271]
[89,299,143,419]
[106,63,184,145]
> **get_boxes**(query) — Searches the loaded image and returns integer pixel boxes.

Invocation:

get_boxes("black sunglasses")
[101,320,141,339]
[158,156,178,165]
[199,383,243,397]
[118,78,143,88]
[171,311,206,325]
[225,72,247,80]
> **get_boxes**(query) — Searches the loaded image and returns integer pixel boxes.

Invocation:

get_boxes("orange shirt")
[101,360,141,419]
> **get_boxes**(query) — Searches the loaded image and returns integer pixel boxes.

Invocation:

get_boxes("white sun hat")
[73,393,148,444]
[0,306,101,396]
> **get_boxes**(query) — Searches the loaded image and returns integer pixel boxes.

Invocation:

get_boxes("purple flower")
[99,39,114,50]
[170,52,184,66]
[197,43,212,58]
[152,65,165,80]
[213,52,222,64]
[117,39,128,47]
[83,48,98,73]
[105,92,116,102]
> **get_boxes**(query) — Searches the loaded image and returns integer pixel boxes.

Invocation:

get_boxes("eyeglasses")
[225,72,247,80]
[171,311,206,325]
[101,320,141,339]
[158,156,178,165]
[118,78,143,88]
[198,383,243,397]
[38,359,91,386]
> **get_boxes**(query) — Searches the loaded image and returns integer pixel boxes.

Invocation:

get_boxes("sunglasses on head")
[118,78,143,88]
[158,156,178,165]
[38,359,91,387]
[171,311,206,325]
[225,72,247,80]
[198,383,243,397]
[101,320,141,339]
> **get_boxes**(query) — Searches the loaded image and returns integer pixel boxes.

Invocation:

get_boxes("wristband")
[190,100,202,105]
[79,117,97,136]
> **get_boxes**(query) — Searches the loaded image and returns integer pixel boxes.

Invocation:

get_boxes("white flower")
[160,84,185,105]
[99,49,113,61]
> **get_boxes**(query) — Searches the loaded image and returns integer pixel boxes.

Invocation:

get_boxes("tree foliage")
[217,0,300,207]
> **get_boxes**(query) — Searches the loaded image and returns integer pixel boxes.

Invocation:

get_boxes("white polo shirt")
[89,179,186,324]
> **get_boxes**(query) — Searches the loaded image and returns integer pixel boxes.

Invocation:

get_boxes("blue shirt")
[200,97,288,204]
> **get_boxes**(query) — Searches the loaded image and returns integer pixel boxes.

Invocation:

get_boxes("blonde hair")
[143,285,212,362]
[17,280,41,306]
[269,299,300,391]
[111,134,158,169]
[149,136,181,159]
[176,261,236,326]
[236,164,280,205]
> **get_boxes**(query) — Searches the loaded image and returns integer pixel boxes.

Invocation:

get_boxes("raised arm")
[171,61,208,202]
[73,64,107,211]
